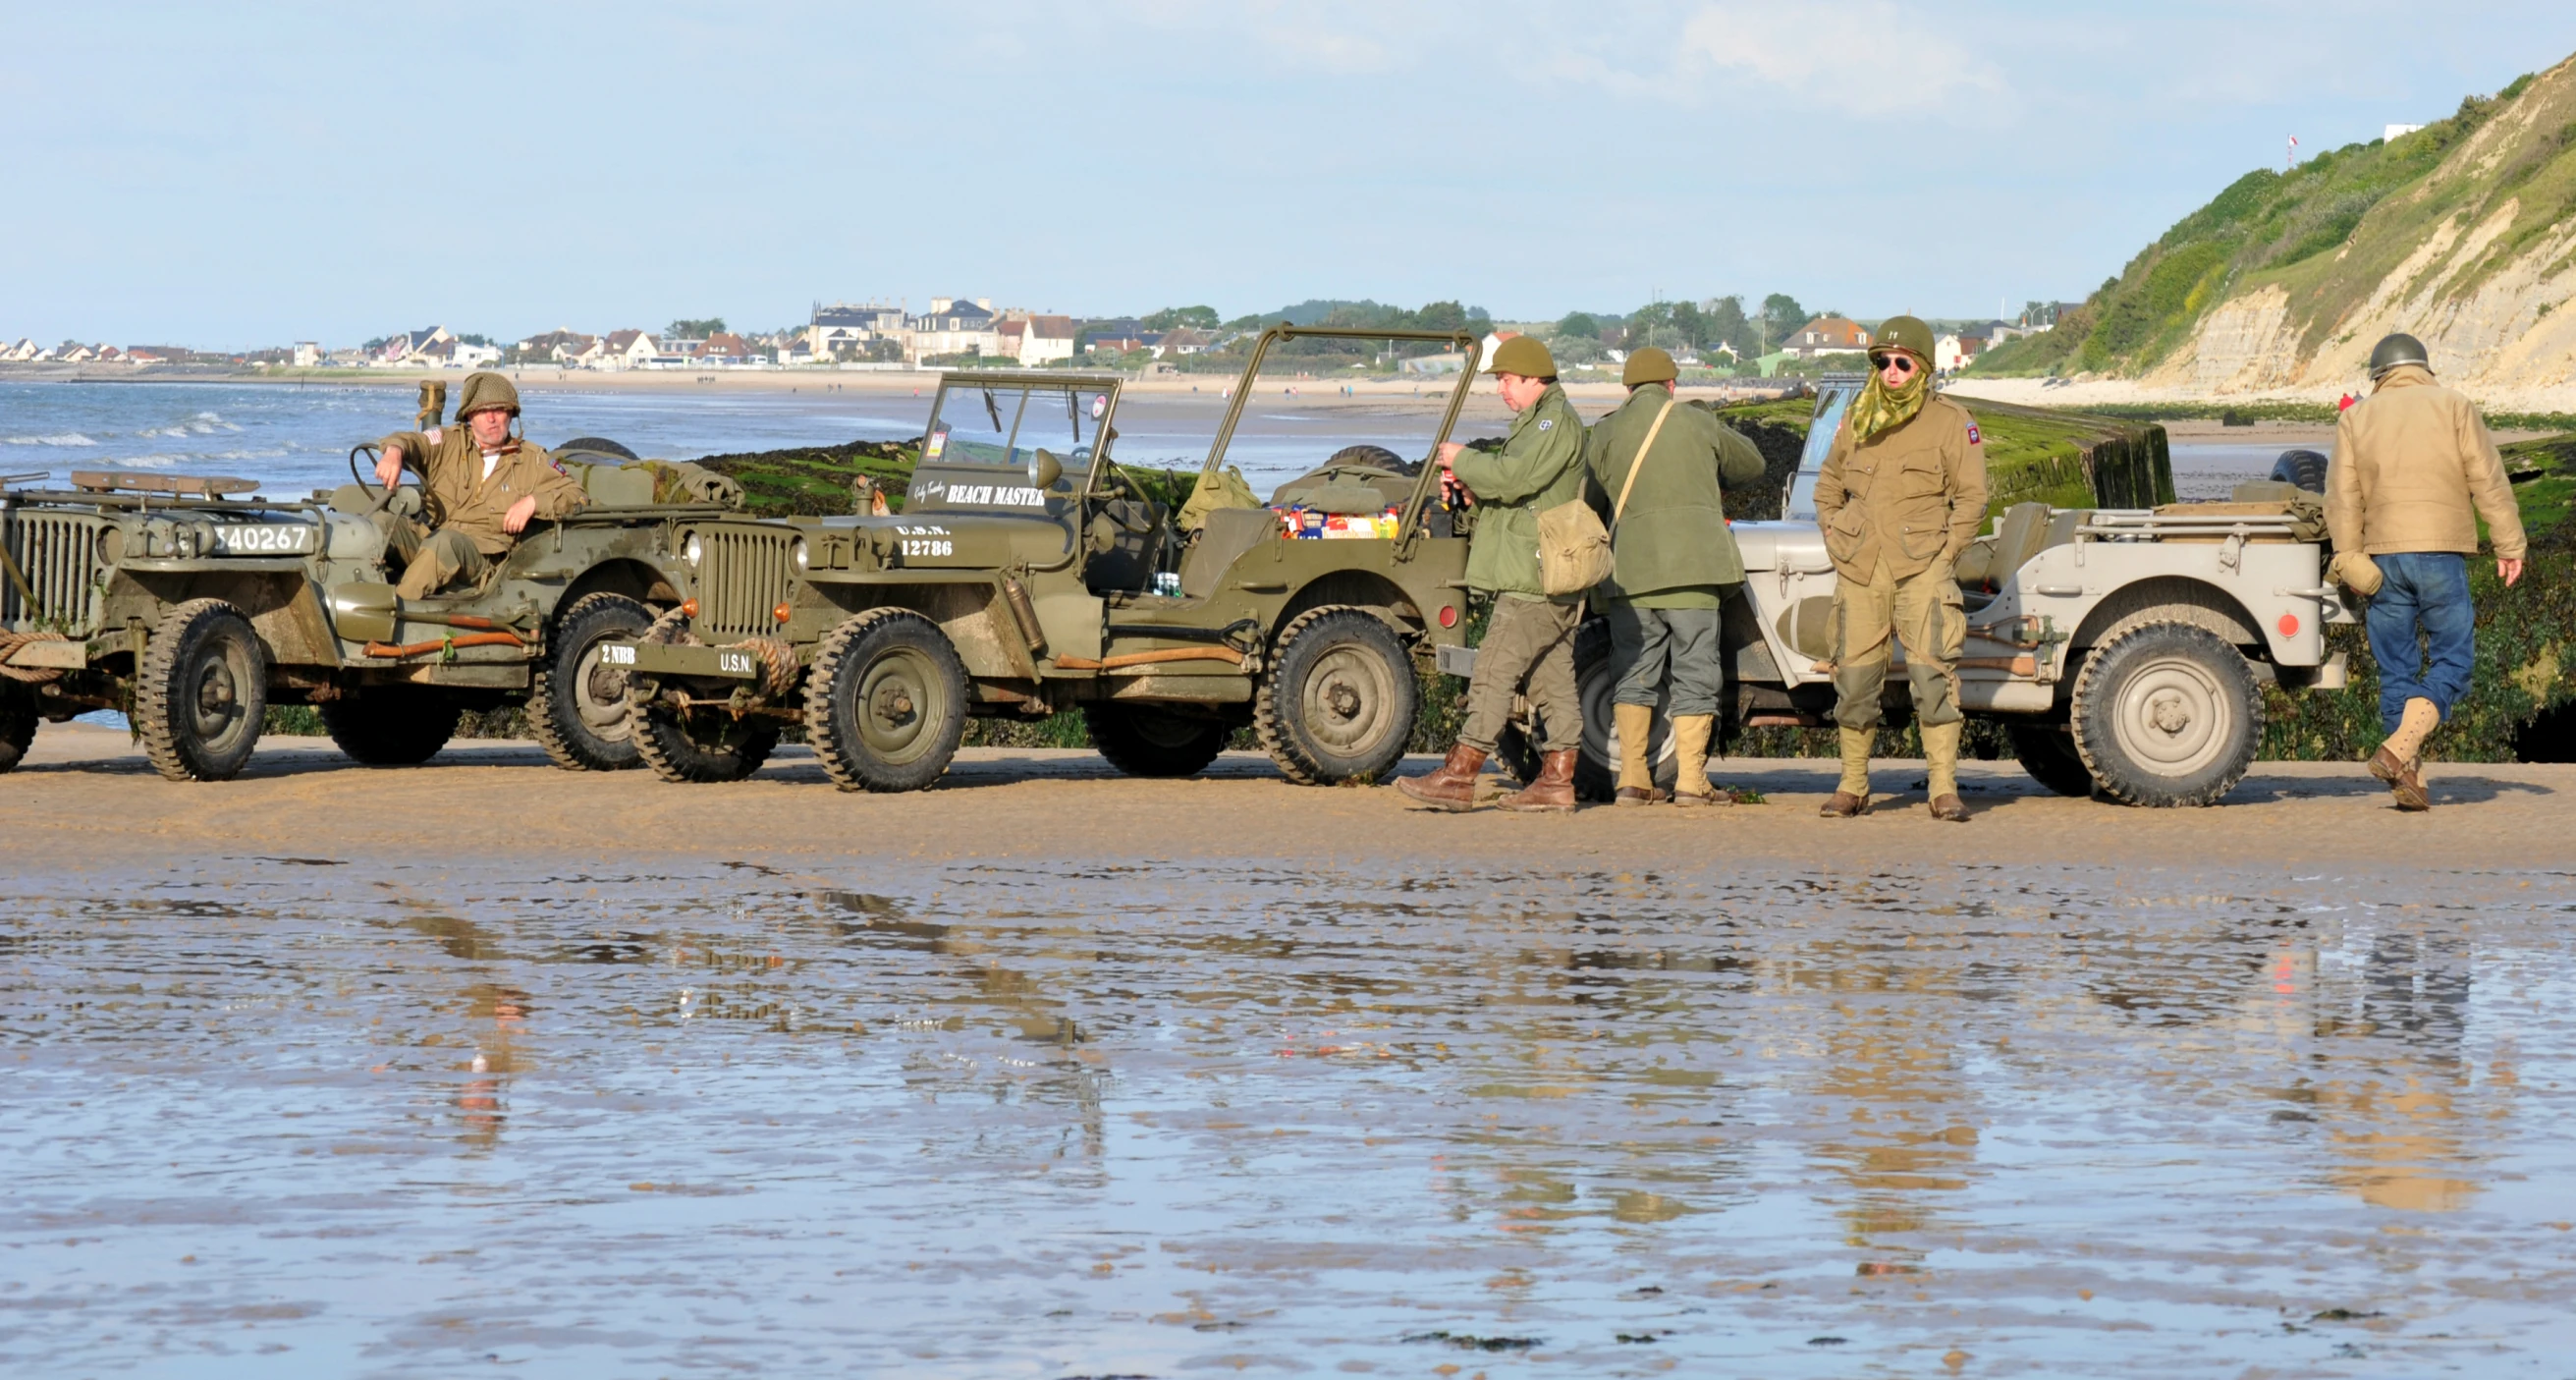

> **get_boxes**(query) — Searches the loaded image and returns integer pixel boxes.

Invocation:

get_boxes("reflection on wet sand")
[2,859,2570,1373]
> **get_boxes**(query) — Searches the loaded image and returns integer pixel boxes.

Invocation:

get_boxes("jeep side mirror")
[1028,447,1064,490]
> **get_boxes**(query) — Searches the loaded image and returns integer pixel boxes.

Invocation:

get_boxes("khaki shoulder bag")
[1537,398,1674,596]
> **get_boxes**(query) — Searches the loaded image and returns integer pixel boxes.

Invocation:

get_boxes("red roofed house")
[1780,316,1871,360]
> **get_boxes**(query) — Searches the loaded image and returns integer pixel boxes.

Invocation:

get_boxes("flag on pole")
[2286,134,2299,170]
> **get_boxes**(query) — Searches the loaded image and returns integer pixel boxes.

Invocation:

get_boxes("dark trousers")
[1605,599,1723,717]
[2364,551,2476,731]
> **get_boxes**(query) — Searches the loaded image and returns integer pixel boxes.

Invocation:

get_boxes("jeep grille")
[695,526,797,638]
[1,510,108,635]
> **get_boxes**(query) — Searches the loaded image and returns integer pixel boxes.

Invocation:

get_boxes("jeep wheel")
[0,682,38,775]
[804,609,967,793]
[1256,606,1417,785]
[137,598,268,782]
[2068,620,2261,807]
[319,688,460,766]
[1569,619,1674,802]
[1086,704,1230,778]
[635,705,780,784]
[2006,721,2095,798]
[527,592,653,772]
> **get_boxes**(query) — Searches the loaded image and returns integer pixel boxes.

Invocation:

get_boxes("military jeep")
[611,324,1486,790]
[1449,380,2356,806]
[0,432,751,782]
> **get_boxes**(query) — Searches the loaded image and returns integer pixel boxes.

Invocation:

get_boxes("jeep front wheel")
[527,591,652,772]
[2068,620,2261,807]
[0,682,40,775]
[803,609,967,793]
[1256,606,1417,785]
[320,688,461,766]
[137,597,268,782]
[1086,704,1230,778]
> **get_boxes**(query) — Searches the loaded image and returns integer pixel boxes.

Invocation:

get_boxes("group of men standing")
[1398,320,2527,818]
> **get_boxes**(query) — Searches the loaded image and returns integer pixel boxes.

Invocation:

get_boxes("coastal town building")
[378,326,454,367]
[602,330,659,369]
[994,314,1076,366]
[808,302,905,360]
[1779,316,1871,360]
[908,297,1001,361]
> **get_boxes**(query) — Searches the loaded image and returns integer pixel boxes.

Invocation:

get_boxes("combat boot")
[1613,703,1666,805]
[1501,748,1579,813]
[1821,726,1873,817]
[1671,713,1728,807]
[2367,697,2438,811]
[1922,719,1970,822]
[1396,743,1488,811]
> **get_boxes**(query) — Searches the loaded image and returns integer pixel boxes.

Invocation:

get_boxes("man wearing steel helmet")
[1397,335,1590,812]
[2326,332,2527,811]
[370,370,587,599]
[1811,315,1987,821]
[1584,346,1768,806]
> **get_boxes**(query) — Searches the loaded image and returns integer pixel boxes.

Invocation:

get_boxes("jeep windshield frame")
[1200,324,1483,557]
[921,370,1126,484]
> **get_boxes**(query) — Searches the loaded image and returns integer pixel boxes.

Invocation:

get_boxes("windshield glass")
[1784,379,1862,520]
[923,382,1113,471]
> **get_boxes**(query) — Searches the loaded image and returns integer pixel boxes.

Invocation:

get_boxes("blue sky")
[6,2,2572,349]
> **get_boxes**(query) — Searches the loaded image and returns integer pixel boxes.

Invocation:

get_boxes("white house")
[602,330,659,369]
[1001,313,1075,366]
[380,326,454,366]
[908,297,1001,361]
[808,302,905,360]
[292,342,322,367]
[2,338,36,361]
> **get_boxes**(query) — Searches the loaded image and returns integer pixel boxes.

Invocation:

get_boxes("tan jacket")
[377,427,588,556]
[1814,393,1989,582]
[2326,366,2526,560]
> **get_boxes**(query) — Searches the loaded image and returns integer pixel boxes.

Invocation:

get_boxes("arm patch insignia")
[1965,423,1981,445]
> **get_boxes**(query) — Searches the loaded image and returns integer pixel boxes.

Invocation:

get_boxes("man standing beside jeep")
[2326,332,2526,811]
[1398,336,1589,812]
[1585,346,1768,806]
[372,371,587,599]
[1812,316,1987,822]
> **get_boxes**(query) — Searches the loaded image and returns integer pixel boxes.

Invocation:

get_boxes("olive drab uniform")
[1813,391,1988,805]
[371,428,587,599]
[1449,382,1589,756]
[1584,384,1768,802]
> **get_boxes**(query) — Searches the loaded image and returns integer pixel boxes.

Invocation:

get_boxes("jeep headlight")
[791,537,808,570]
[683,533,702,568]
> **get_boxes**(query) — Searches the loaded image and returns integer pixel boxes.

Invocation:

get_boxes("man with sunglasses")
[1811,316,1988,821]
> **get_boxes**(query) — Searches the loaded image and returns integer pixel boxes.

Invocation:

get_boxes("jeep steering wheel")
[348,444,441,525]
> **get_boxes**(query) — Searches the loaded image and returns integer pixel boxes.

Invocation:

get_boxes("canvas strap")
[1610,397,1676,532]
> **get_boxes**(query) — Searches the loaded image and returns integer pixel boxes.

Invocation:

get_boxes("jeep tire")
[527,591,653,772]
[630,607,780,784]
[0,682,38,775]
[320,688,461,766]
[137,597,268,782]
[2069,619,2261,807]
[2006,720,2095,798]
[1086,704,1230,778]
[1256,606,1417,785]
[804,608,968,793]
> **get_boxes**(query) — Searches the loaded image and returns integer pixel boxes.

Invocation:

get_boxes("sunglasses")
[1871,354,1917,374]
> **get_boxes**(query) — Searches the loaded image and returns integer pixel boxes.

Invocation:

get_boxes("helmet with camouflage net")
[2368,333,2431,379]
[1485,335,1557,379]
[456,370,521,418]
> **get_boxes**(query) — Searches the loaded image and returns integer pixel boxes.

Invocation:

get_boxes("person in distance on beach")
[1398,335,1590,813]
[1583,346,1767,806]
[1811,316,1988,822]
[371,371,587,599]
[2325,332,2527,811]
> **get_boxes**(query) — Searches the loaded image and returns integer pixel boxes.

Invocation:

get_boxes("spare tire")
[2270,449,2329,493]
[557,436,640,461]
[1324,444,1414,475]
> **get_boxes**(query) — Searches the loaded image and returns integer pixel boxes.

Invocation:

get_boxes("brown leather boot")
[1929,794,1972,822]
[1501,748,1579,813]
[1396,744,1488,811]
[2368,745,2430,811]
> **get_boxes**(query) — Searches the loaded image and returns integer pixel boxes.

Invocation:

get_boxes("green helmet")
[2368,332,2431,378]
[456,370,521,418]
[1871,315,1935,363]
[1621,347,1677,387]
[1485,335,1557,379]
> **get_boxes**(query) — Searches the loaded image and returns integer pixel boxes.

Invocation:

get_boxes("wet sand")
[6,728,2574,1375]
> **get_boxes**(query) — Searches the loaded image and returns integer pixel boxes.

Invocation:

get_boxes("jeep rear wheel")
[319,688,461,766]
[2069,620,2261,807]
[0,682,38,775]
[527,591,653,772]
[803,608,967,793]
[1086,704,1230,778]
[1256,606,1417,785]
[1569,619,1674,803]
[2006,721,2095,798]
[137,598,267,782]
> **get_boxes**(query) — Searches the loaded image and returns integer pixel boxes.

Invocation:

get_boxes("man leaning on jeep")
[372,370,587,599]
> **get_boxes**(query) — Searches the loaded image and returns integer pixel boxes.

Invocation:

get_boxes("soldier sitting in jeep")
[371,371,587,598]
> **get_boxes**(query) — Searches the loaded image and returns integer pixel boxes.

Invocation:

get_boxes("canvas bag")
[1536,397,1675,596]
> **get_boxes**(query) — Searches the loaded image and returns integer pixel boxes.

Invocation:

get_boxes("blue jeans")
[2363,552,2476,733]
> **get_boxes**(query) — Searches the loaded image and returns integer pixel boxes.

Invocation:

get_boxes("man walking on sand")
[1397,336,1589,813]
[1583,347,1768,806]
[2326,332,2527,811]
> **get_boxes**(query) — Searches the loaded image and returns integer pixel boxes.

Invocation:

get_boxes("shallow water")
[6,855,2571,1375]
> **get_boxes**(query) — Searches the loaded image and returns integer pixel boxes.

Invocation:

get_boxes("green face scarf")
[1848,359,1931,442]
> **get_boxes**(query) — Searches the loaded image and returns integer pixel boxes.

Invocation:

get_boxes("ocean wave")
[211,448,289,460]
[4,433,99,446]
[116,454,185,469]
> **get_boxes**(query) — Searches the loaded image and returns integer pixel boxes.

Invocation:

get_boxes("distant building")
[994,313,1076,367]
[53,343,95,363]
[1780,317,1871,359]
[1153,326,1213,358]
[603,330,658,369]
[293,342,321,367]
[908,297,1000,361]
[516,328,599,366]
[379,326,454,366]
[809,302,905,360]
[698,332,755,364]
[1935,320,2016,372]
[1082,317,1149,355]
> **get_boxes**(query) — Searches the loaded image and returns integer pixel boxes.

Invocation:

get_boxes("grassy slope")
[1974,57,2576,379]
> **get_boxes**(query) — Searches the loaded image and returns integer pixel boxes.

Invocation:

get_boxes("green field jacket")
[1585,388,1769,604]
[1452,383,1587,601]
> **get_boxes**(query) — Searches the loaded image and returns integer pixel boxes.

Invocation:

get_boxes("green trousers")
[1460,595,1582,754]
[373,512,490,600]
[1831,560,1964,730]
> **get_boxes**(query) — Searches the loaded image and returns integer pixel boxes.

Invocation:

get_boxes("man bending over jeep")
[372,370,586,598]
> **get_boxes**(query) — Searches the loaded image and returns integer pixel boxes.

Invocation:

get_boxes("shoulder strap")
[1611,397,1677,531]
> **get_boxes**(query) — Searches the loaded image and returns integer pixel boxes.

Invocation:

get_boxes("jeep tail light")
[2277,613,2300,637]
[1438,605,1458,629]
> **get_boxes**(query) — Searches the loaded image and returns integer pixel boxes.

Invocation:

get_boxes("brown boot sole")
[1395,779,1481,812]
[1818,792,1870,818]
[1614,788,1670,806]
[1501,796,1577,814]
[1929,794,1971,822]
[1672,791,1730,808]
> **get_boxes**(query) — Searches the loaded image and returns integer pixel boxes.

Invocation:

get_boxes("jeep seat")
[1179,506,1280,599]
[1955,501,2050,608]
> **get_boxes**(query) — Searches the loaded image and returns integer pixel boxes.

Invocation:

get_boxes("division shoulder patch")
[1537,418,1555,430]
[1965,423,1981,445]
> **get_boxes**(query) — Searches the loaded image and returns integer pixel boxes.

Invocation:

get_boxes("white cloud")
[1672,2,2007,112]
